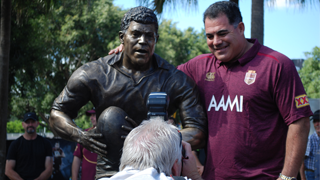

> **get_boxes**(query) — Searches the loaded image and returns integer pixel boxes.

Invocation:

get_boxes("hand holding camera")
[181,141,203,180]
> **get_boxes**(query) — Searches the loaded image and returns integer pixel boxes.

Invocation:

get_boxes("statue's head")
[120,6,158,34]
[119,6,159,70]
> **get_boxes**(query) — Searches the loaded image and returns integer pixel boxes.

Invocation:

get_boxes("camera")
[146,92,169,120]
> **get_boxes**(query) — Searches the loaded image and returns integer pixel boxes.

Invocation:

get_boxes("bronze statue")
[49,6,207,179]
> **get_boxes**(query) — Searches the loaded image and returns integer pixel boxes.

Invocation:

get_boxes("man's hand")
[181,141,203,180]
[81,127,107,157]
[197,165,204,176]
[108,44,124,55]
[192,151,204,176]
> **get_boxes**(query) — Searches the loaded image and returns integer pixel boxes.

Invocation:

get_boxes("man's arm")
[72,156,82,180]
[299,158,307,180]
[49,109,107,156]
[277,117,310,180]
[5,160,23,180]
[34,156,53,180]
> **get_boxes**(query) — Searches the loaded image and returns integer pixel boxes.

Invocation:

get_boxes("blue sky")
[113,0,320,60]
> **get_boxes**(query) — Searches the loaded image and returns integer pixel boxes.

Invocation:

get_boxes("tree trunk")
[0,0,11,179]
[251,0,264,45]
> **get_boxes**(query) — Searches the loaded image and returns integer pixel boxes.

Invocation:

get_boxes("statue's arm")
[181,127,206,150]
[49,109,83,142]
[49,109,107,156]
[169,71,208,150]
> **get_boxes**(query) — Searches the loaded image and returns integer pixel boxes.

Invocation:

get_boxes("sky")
[113,0,319,60]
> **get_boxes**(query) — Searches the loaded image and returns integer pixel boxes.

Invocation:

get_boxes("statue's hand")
[121,116,138,139]
[79,127,107,157]
[108,44,124,55]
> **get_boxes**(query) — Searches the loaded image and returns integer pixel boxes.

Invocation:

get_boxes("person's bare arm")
[5,160,23,180]
[300,158,307,180]
[34,156,53,180]
[277,117,310,180]
[72,156,82,180]
[181,128,206,150]
[49,109,107,157]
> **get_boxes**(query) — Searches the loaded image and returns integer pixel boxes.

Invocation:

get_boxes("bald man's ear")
[119,31,124,44]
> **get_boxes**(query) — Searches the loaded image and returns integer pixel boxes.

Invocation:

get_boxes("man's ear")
[155,34,159,43]
[171,159,179,176]
[237,22,245,35]
[119,31,124,44]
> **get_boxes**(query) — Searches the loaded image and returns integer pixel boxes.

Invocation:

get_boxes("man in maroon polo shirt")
[177,1,312,180]
[71,108,98,180]
[108,2,312,179]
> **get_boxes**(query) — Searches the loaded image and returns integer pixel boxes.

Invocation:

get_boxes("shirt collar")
[238,38,262,66]
[106,52,171,70]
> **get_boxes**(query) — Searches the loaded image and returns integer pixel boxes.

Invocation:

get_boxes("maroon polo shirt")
[178,39,313,179]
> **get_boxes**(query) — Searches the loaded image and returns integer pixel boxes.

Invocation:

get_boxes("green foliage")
[9,1,209,131]
[6,120,24,133]
[74,115,93,130]
[9,0,125,125]
[299,46,320,98]
[155,19,210,67]
[6,120,44,133]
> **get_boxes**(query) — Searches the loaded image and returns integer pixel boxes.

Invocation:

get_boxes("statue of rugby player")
[49,6,207,179]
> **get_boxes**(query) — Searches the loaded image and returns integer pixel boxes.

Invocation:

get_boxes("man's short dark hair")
[203,1,242,28]
[121,6,158,34]
[312,110,320,122]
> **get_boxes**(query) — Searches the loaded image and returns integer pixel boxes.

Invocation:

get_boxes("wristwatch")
[279,173,297,180]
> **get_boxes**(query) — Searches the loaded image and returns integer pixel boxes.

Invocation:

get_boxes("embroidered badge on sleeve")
[295,94,310,108]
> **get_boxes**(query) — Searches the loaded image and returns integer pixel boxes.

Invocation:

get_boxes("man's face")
[22,119,39,134]
[205,14,244,63]
[314,120,320,135]
[120,21,158,68]
[90,114,97,127]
